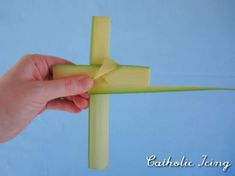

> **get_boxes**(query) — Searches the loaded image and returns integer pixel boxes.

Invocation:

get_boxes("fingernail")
[80,76,93,90]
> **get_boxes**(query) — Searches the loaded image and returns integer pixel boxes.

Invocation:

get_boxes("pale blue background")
[0,0,235,175]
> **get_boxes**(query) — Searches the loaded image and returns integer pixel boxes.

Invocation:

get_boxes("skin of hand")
[0,54,94,143]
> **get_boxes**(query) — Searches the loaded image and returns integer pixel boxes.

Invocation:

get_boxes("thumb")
[40,76,93,101]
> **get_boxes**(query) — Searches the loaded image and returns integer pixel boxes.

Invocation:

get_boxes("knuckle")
[64,79,78,94]
[30,82,45,99]
[21,54,41,62]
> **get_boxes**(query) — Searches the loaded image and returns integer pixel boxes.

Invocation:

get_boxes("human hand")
[0,54,93,143]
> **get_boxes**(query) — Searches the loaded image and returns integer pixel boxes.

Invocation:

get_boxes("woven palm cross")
[53,16,234,169]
